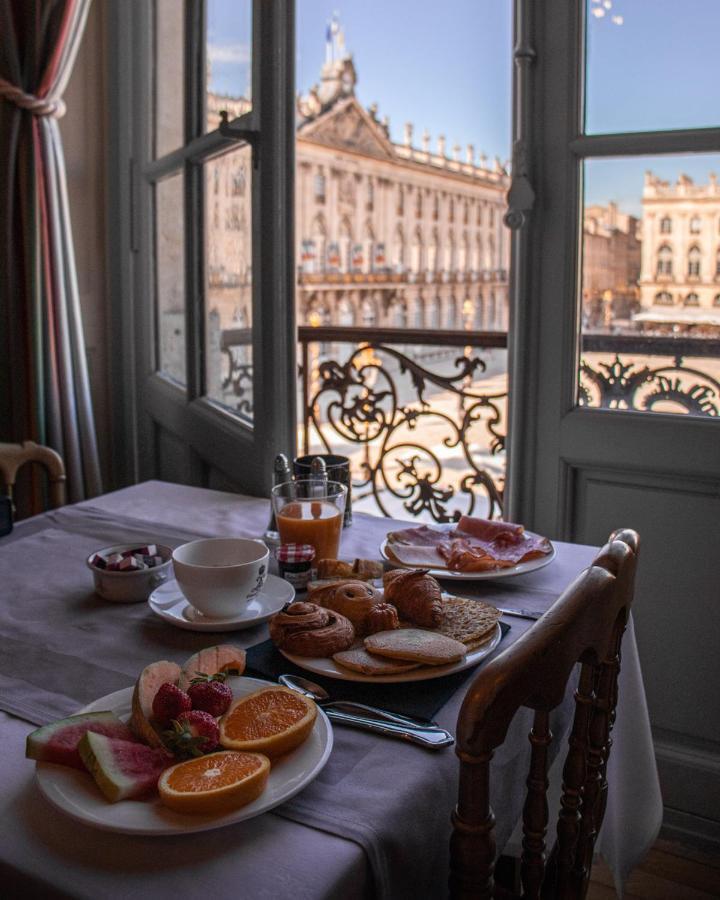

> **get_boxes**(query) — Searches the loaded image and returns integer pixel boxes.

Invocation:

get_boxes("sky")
[207,0,720,217]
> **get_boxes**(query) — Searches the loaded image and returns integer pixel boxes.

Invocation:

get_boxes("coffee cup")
[172,538,269,618]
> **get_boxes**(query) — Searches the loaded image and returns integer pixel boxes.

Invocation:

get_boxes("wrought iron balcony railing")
[220,326,720,522]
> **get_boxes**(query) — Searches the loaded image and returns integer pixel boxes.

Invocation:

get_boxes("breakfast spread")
[270,566,502,677]
[27,643,318,815]
[384,515,553,573]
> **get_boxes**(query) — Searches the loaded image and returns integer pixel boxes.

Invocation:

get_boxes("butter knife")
[323,708,455,749]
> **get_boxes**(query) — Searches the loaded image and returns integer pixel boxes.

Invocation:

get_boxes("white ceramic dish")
[279,622,503,683]
[148,576,294,632]
[380,530,556,581]
[35,676,332,835]
[86,543,173,603]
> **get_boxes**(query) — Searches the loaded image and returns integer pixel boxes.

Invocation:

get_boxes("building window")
[488,206,495,227]
[366,179,374,211]
[397,186,404,216]
[314,171,326,203]
[231,168,246,196]
[687,245,701,277]
[432,194,439,220]
[685,292,700,306]
[448,198,454,223]
[655,291,673,305]
[361,297,377,326]
[415,190,423,219]
[656,244,673,276]
[476,203,483,227]
[689,216,701,234]
[660,216,672,234]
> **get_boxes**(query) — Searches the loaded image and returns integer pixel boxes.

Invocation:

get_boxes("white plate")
[148,575,294,631]
[35,676,332,835]
[279,622,503,683]
[380,529,556,581]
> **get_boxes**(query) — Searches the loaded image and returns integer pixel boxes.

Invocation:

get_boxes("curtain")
[0,0,101,504]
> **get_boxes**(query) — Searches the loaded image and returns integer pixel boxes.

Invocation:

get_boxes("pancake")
[364,628,467,666]
[434,596,501,648]
[332,646,421,675]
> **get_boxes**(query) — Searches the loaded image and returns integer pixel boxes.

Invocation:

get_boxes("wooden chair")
[0,440,67,514]
[449,528,640,900]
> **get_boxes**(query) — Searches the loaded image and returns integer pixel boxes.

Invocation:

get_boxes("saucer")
[148,576,294,632]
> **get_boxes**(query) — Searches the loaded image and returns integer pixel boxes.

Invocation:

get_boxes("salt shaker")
[309,456,327,497]
[264,453,291,544]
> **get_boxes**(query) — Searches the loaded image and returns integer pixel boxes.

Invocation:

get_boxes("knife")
[322,708,455,749]
[494,606,544,620]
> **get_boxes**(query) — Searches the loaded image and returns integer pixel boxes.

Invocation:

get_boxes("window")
[463,200,469,225]
[688,245,701,277]
[415,190,423,219]
[314,171,326,203]
[655,291,673,305]
[689,216,701,234]
[685,292,700,306]
[366,179,374,211]
[432,194,439,220]
[448,198,454,223]
[660,216,672,234]
[657,244,673,276]
[397,186,404,216]
[476,203,483,227]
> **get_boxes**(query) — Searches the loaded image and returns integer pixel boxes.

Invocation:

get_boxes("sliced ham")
[455,515,525,543]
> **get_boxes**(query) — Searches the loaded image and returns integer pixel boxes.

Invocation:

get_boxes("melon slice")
[79,731,170,802]
[129,659,181,750]
[26,711,137,771]
[178,645,246,692]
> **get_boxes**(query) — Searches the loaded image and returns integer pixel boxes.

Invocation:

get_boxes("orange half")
[219,687,317,760]
[158,750,270,814]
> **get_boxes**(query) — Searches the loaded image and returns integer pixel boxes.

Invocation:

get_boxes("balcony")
[220,327,720,522]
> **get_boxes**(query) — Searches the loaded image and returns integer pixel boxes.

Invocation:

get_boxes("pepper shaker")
[264,453,291,544]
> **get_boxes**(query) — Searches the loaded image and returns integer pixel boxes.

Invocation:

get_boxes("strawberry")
[187,672,233,718]
[163,710,220,758]
[152,682,192,726]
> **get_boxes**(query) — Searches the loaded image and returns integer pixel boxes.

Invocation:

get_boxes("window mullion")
[570,128,720,160]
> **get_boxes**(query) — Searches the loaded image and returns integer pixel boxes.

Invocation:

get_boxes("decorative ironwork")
[220,327,254,416]
[301,330,508,523]
[579,352,719,416]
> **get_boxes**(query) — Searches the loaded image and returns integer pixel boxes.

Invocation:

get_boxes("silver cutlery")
[494,606,544,620]
[278,673,454,750]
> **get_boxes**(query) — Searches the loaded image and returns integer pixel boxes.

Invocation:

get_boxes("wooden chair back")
[0,440,67,514]
[450,529,640,900]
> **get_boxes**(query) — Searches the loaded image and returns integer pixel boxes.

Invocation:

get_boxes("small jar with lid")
[276,543,316,591]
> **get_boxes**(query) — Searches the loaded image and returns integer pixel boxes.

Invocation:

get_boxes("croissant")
[310,579,382,635]
[316,559,355,579]
[364,602,400,635]
[382,569,443,628]
[352,558,384,581]
[269,602,355,657]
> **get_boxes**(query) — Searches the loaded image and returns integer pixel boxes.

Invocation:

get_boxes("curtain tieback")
[0,77,66,118]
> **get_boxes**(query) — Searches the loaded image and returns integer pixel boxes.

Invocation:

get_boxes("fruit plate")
[35,676,333,835]
[279,622,503,683]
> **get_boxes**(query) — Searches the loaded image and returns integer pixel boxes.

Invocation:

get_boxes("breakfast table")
[0,480,662,899]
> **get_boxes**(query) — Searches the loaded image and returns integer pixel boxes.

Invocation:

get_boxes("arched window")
[685,292,700,306]
[476,203,483,227]
[448,198,455,223]
[688,245,701,277]
[366,179,374,211]
[339,217,353,272]
[655,291,673,306]
[689,216,701,234]
[314,171,326,203]
[396,186,404,216]
[660,216,672,234]
[656,244,673,276]
[415,190,423,219]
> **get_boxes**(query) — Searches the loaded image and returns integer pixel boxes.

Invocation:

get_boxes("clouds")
[207,42,251,66]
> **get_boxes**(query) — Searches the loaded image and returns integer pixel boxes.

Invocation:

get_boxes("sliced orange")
[219,687,317,760]
[158,750,270,814]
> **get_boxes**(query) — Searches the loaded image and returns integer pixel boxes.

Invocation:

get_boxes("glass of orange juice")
[271,479,347,563]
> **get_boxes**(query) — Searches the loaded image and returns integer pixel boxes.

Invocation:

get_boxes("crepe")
[433,596,501,648]
[364,628,467,666]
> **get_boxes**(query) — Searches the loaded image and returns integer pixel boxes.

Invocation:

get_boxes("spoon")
[278,673,442,730]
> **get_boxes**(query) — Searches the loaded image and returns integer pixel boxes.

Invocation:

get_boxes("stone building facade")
[637,171,720,334]
[582,202,641,328]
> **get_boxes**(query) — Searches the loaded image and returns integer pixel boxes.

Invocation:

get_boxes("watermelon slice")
[26,711,137,771]
[178,645,246,692]
[79,731,170,802]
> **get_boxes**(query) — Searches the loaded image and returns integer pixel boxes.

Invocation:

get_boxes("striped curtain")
[0,0,101,505]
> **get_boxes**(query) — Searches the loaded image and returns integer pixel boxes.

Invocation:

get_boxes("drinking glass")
[271,479,347,563]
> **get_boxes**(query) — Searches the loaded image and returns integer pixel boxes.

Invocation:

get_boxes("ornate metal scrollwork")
[579,353,719,416]
[221,350,254,416]
[305,342,507,522]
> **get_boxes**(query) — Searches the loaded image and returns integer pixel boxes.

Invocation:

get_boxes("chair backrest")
[449,528,640,900]
[0,440,67,514]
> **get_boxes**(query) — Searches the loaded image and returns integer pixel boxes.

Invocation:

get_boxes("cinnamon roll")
[269,602,355,657]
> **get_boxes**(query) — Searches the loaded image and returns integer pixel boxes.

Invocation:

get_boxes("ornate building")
[637,171,720,335]
[294,29,510,332]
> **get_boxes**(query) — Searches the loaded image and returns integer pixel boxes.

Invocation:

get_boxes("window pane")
[154,0,185,158]
[579,155,720,417]
[155,172,186,384]
[584,0,720,135]
[204,145,253,422]
[205,0,252,133]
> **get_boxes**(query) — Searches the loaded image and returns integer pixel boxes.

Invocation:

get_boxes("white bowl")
[172,537,269,618]
[86,543,173,603]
